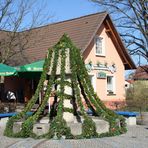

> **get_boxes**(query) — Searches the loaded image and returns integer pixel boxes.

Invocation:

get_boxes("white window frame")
[95,36,105,56]
[106,75,116,95]
[89,73,96,92]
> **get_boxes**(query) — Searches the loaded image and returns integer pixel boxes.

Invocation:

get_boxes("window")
[107,76,115,94]
[89,75,96,92]
[95,36,104,55]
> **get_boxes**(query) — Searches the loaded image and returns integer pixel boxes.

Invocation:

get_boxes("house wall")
[83,23,126,109]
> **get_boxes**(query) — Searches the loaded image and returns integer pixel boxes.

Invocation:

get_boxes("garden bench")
[115,111,139,125]
[0,112,33,127]
[83,109,139,125]
[0,112,33,118]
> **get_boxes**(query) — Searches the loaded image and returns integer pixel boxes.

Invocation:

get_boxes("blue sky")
[38,0,100,23]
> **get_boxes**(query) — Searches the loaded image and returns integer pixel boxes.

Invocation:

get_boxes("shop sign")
[97,72,106,79]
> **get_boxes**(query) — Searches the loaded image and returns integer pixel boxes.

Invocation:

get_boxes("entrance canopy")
[0,63,17,76]
[18,60,44,72]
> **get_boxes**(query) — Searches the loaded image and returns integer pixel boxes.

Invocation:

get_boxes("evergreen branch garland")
[70,45,98,138]
[55,80,72,87]
[56,91,72,100]
[78,78,97,115]
[15,46,59,137]
[31,45,60,136]
[56,48,66,117]
[74,46,126,135]
[63,107,74,113]
[48,45,72,139]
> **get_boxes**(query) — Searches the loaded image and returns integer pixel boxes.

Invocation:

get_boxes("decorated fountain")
[4,34,126,139]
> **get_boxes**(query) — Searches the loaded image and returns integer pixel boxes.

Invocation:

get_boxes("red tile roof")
[1,12,107,66]
[0,12,135,69]
[133,65,148,80]
[126,79,134,84]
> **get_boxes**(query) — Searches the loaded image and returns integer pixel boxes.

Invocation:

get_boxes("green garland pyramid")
[4,34,126,139]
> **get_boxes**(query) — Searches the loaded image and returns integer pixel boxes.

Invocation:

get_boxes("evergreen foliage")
[4,34,127,139]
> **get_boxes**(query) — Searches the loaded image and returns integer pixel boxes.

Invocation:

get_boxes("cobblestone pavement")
[0,125,147,148]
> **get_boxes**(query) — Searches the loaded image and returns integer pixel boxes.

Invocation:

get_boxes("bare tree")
[126,81,148,111]
[90,0,148,62]
[0,0,52,64]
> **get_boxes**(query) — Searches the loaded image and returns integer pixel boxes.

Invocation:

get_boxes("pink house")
[2,12,136,109]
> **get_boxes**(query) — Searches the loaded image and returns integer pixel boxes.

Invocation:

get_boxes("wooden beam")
[105,29,111,33]
[105,19,132,68]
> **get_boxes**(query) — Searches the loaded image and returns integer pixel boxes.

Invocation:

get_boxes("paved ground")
[0,125,148,148]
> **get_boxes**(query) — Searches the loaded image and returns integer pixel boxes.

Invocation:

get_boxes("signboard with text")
[97,72,106,79]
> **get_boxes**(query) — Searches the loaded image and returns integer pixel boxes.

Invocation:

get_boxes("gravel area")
[0,124,147,148]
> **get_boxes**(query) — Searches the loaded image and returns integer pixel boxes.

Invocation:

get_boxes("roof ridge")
[20,11,108,33]
[0,11,108,33]
[49,11,107,25]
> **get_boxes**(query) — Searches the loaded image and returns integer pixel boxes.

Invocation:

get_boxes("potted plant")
[112,62,116,68]
[96,61,101,67]
[111,62,117,72]
[104,61,108,67]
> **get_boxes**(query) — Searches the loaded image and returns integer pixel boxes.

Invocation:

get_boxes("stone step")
[69,116,109,135]
[74,116,109,134]
[13,116,109,136]
[13,121,22,133]
[33,123,50,136]
[93,119,109,134]
[91,116,109,133]
[0,117,9,127]
[67,123,82,136]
